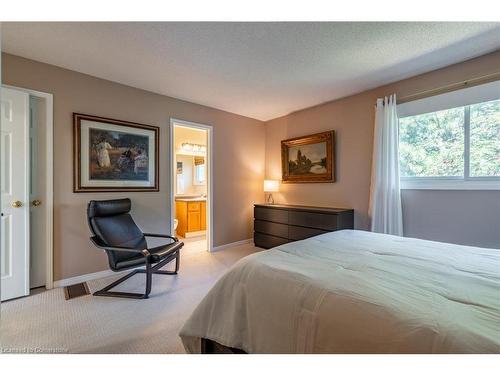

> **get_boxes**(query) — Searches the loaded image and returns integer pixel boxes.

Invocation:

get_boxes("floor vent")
[64,282,90,300]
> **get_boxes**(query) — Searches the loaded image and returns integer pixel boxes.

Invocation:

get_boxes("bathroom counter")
[175,197,207,202]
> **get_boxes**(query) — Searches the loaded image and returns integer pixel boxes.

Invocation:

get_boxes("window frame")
[399,102,500,190]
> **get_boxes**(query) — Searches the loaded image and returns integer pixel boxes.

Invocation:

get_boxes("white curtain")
[369,94,403,236]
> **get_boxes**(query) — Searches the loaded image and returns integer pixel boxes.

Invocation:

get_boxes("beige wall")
[265,51,500,230]
[2,53,265,281]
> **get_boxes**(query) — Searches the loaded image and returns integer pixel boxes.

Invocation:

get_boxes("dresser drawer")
[254,206,289,224]
[188,202,201,212]
[254,220,288,238]
[288,225,328,241]
[254,204,353,249]
[254,232,289,249]
[289,211,338,231]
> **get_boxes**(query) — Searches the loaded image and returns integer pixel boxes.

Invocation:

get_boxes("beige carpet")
[0,239,260,354]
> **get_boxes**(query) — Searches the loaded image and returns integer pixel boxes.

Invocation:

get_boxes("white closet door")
[1,87,30,301]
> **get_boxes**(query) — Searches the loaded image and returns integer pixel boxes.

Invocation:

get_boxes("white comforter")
[179,230,500,353]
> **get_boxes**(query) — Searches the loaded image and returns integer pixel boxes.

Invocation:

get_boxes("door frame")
[169,118,213,252]
[3,85,54,289]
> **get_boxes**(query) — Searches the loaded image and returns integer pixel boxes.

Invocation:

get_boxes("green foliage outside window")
[399,99,499,178]
[470,100,500,177]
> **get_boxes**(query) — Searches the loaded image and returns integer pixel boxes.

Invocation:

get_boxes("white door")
[29,96,47,288]
[1,87,30,301]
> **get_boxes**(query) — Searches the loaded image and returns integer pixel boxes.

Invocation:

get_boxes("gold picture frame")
[281,130,335,183]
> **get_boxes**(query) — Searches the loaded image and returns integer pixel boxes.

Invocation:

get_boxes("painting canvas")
[74,113,159,192]
[89,128,150,181]
[281,131,335,183]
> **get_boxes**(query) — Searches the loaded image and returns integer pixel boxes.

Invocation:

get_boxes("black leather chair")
[87,198,183,299]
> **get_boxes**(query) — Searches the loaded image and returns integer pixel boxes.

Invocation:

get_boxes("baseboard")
[211,238,253,252]
[53,267,143,288]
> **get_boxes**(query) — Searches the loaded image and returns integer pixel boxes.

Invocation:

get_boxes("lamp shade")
[263,180,279,192]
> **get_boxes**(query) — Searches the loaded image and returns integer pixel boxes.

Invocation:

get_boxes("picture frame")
[281,130,335,183]
[73,113,159,192]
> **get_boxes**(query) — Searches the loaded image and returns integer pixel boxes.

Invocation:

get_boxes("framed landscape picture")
[281,130,335,183]
[73,113,159,192]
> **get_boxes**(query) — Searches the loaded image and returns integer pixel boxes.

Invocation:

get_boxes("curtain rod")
[396,71,500,105]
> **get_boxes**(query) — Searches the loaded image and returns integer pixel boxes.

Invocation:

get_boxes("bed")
[179,230,500,353]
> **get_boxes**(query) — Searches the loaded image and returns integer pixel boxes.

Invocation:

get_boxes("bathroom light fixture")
[263,180,279,204]
[181,142,206,154]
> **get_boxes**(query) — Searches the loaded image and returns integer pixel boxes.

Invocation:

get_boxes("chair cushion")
[90,214,147,267]
[112,254,147,270]
[87,198,181,271]
[88,198,131,218]
[87,198,147,268]
[149,241,183,262]
[113,241,182,271]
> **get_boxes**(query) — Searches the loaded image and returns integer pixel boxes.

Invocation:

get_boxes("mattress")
[179,230,500,353]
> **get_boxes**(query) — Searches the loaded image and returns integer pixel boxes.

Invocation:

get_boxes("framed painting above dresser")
[281,130,335,183]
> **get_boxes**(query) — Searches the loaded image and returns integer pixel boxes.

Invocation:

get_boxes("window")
[469,100,500,177]
[193,156,206,185]
[399,106,465,178]
[397,82,499,190]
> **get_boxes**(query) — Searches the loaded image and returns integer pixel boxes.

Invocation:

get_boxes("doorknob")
[11,200,23,208]
[32,199,42,207]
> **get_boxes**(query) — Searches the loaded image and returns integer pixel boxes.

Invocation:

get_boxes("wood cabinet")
[187,211,201,232]
[254,204,354,249]
[200,201,207,230]
[176,200,207,237]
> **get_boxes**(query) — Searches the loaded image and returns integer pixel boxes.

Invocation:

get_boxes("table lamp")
[263,180,279,204]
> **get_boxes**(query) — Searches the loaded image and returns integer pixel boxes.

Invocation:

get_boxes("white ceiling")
[2,22,499,121]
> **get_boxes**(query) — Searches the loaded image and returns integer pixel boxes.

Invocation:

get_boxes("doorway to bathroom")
[169,119,213,254]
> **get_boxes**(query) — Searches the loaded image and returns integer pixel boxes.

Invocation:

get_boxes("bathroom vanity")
[175,197,207,237]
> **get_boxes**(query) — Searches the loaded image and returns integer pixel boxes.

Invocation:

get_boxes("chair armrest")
[143,233,179,242]
[90,236,146,254]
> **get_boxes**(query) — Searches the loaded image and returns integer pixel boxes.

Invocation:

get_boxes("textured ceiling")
[2,22,499,121]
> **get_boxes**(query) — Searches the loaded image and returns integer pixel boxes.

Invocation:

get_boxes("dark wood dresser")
[254,204,354,249]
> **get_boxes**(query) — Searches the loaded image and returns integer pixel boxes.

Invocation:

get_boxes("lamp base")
[266,193,275,204]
